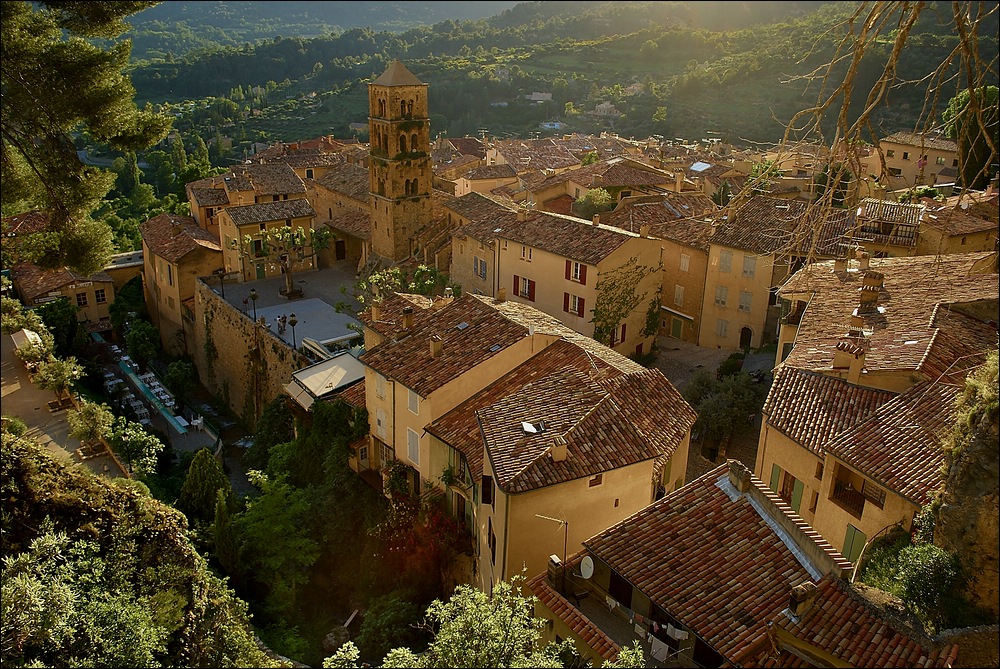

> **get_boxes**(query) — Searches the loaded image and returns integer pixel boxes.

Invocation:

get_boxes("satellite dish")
[580,556,594,579]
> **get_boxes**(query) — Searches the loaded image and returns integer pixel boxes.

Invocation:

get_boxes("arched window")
[382,135,389,154]
[400,100,406,117]
[399,135,407,153]
[411,178,418,194]
[411,133,418,152]
[378,99,386,117]
[407,100,414,116]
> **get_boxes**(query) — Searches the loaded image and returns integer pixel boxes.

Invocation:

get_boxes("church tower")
[368,60,432,263]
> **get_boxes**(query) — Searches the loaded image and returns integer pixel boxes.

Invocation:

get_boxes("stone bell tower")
[368,60,432,263]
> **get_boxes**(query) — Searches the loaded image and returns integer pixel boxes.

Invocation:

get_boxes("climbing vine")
[590,257,661,346]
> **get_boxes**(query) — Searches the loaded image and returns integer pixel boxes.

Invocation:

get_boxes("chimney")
[550,435,568,462]
[592,174,603,186]
[429,334,443,358]
[858,270,883,312]
[547,554,566,592]
[517,208,528,222]
[848,312,864,336]
[833,340,866,384]
[592,213,601,226]
[834,256,847,272]
[858,251,870,270]
[444,287,454,298]
[171,220,183,236]
[788,582,820,617]
[639,223,651,238]
[497,286,507,302]
[371,301,381,322]
[402,306,414,330]
[675,169,684,191]
[727,459,753,493]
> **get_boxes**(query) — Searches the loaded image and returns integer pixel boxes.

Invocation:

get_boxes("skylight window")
[521,420,545,434]
[456,322,469,330]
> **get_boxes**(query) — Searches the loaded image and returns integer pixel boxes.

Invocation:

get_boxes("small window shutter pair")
[564,260,588,285]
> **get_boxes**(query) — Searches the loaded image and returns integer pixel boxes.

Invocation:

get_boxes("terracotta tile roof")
[11,262,113,301]
[267,152,346,170]
[2,210,50,235]
[140,213,222,263]
[709,196,851,256]
[921,193,999,236]
[463,164,517,180]
[226,163,306,196]
[314,163,370,203]
[447,137,486,159]
[334,377,367,410]
[763,366,896,456]
[778,252,998,375]
[492,138,582,173]
[881,131,958,152]
[527,570,620,661]
[358,292,436,340]
[445,191,517,226]
[426,340,622,479]
[602,196,717,246]
[359,294,528,398]
[760,574,959,667]
[528,157,673,192]
[372,60,424,86]
[858,197,925,228]
[433,152,481,176]
[920,307,998,384]
[583,462,851,665]
[496,210,638,265]
[188,186,231,207]
[325,210,371,240]
[825,381,960,506]
[225,198,315,227]
[554,133,636,159]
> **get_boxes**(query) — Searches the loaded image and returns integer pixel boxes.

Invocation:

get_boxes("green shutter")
[843,524,867,563]
[769,464,781,493]
[791,478,804,512]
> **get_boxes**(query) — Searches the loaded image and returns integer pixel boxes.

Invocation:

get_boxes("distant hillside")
[125,1,998,147]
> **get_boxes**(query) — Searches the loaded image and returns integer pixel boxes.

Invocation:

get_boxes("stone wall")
[191,279,297,427]
[938,624,1000,668]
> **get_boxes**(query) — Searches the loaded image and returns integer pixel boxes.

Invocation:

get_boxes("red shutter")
[577,297,585,317]
[513,274,519,295]
[565,259,572,280]
[528,279,536,301]
[563,292,570,313]
[579,264,587,286]
[620,323,627,343]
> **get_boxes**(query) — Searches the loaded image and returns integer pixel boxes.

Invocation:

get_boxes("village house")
[759,250,998,558]
[139,213,222,355]
[529,460,960,667]
[915,185,999,256]
[354,291,695,591]
[860,131,960,194]
[9,261,115,334]
[485,137,581,175]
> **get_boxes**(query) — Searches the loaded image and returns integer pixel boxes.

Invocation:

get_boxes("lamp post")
[535,513,568,593]
[288,313,298,351]
[249,287,258,321]
[213,268,226,299]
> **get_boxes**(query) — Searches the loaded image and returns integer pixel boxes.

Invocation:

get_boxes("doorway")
[739,326,753,350]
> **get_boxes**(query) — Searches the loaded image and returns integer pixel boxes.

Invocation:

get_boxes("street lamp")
[249,287,258,321]
[213,268,226,299]
[535,514,568,593]
[288,313,298,351]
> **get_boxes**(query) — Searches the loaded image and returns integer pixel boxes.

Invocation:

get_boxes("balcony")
[831,479,865,519]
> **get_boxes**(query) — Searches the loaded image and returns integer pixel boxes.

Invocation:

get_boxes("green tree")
[231,225,332,298]
[108,415,165,475]
[896,543,960,631]
[244,395,295,470]
[813,162,853,207]
[580,150,599,166]
[67,400,115,446]
[36,297,80,358]
[942,86,999,190]
[1,1,172,275]
[711,180,733,206]
[170,137,188,172]
[355,590,429,663]
[573,187,614,220]
[125,318,161,369]
[34,356,83,403]
[324,575,646,668]
[177,448,234,524]
[163,360,197,398]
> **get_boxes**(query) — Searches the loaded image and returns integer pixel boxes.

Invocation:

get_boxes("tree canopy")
[1,1,172,275]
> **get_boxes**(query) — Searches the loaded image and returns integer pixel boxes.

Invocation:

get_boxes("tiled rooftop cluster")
[140,213,221,262]
[10,263,113,301]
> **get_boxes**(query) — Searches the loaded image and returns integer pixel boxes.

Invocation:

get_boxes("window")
[715,318,728,338]
[259,223,266,231]
[473,256,486,280]
[612,323,627,346]
[952,159,959,167]
[809,491,819,513]
[815,461,824,480]
[902,151,910,161]
[521,245,532,261]
[376,408,387,440]
[935,156,945,166]
[76,292,88,307]
[679,254,691,272]
[167,264,174,286]
[739,290,752,313]
[719,249,733,273]
[514,275,535,301]
[742,254,756,278]
[566,260,587,284]
[714,285,728,306]
[673,284,684,307]
[94,289,107,305]
[564,293,585,317]
[589,473,603,487]
[306,169,314,179]
[889,167,902,177]
[408,388,419,414]
[407,428,420,465]
[358,445,368,462]
[843,524,867,563]
[861,479,886,509]
[380,442,393,466]
[886,149,895,158]
[167,296,175,309]
[488,517,497,565]
[375,374,386,399]
[482,475,494,507]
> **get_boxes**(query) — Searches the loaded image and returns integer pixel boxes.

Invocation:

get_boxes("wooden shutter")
[528,279,536,301]
[577,297,586,317]
[482,475,493,505]
[513,274,519,295]
[565,259,572,280]
[620,323,626,343]
[791,478,804,512]
[579,264,587,285]
[769,464,781,492]
[563,292,570,313]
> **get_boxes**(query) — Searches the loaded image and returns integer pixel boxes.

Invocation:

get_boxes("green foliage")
[1,0,172,274]
[108,415,165,475]
[897,186,943,204]
[232,224,332,296]
[355,265,457,306]
[125,318,161,368]
[163,360,197,398]
[2,415,29,438]
[67,400,115,446]
[590,256,658,347]
[573,187,614,221]
[34,356,83,401]
[176,448,234,525]
[896,544,960,631]
[244,395,295,470]
[813,162,853,207]
[717,351,745,378]
[109,275,148,331]
[942,86,999,190]
[36,297,80,358]
[356,590,429,663]
[682,369,765,446]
